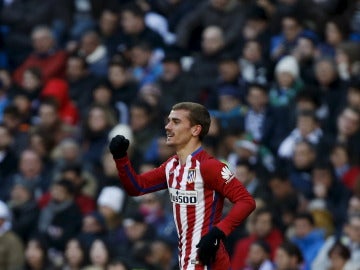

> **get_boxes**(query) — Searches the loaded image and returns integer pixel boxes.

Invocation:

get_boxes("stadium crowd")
[0,0,360,269]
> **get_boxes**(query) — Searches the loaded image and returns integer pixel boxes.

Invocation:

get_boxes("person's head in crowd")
[56,138,81,164]
[84,104,117,136]
[88,238,112,269]
[31,25,56,54]
[138,192,163,222]
[325,17,350,47]
[347,196,360,217]
[130,99,155,132]
[274,241,304,270]
[64,238,89,269]
[294,32,319,62]
[252,207,276,238]
[246,82,269,112]
[344,214,360,245]
[79,30,103,57]
[146,238,173,270]
[292,140,317,170]
[235,160,256,186]
[99,9,119,37]
[246,240,271,269]
[107,257,131,270]
[210,0,233,10]
[335,42,360,80]
[242,5,269,41]
[66,53,89,82]
[82,211,107,236]
[9,177,35,206]
[28,130,54,160]
[2,105,24,132]
[11,94,32,122]
[21,67,42,93]
[234,134,259,161]
[0,124,12,151]
[242,39,263,64]
[329,143,350,173]
[130,42,153,68]
[217,85,242,112]
[293,212,316,238]
[97,186,126,229]
[281,13,303,43]
[19,149,43,179]
[294,90,321,113]
[336,106,360,138]
[37,98,60,128]
[107,60,129,88]
[123,212,152,243]
[0,69,12,91]
[296,110,319,136]
[24,237,52,270]
[138,83,161,107]
[312,161,336,198]
[268,171,294,199]
[161,49,183,82]
[61,163,85,193]
[314,58,338,87]
[201,26,225,56]
[93,84,113,106]
[275,55,300,89]
[120,3,145,35]
[345,78,360,109]
[218,54,241,83]
[327,241,351,270]
[50,179,76,204]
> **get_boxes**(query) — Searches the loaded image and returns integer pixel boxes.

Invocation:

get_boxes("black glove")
[109,135,129,159]
[196,226,225,266]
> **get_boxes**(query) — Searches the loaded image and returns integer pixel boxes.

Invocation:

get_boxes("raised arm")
[109,135,167,196]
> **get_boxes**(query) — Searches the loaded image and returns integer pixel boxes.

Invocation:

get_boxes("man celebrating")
[109,102,255,269]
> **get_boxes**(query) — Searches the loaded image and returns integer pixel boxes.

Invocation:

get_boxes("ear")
[191,125,202,137]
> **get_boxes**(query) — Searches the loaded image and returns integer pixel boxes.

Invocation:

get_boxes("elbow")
[248,196,256,213]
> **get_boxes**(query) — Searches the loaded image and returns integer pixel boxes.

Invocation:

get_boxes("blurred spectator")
[0,0,53,67]
[335,41,360,81]
[274,241,304,270]
[7,149,52,200]
[81,104,117,171]
[65,53,100,118]
[107,257,131,270]
[37,179,82,251]
[175,0,247,51]
[130,42,163,88]
[312,214,360,269]
[8,178,39,243]
[268,171,301,234]
[231,207,284,269]
[0,124,17,182]
[12,25,67,85]
[83,238,112,270]
[77,211,107,250]
[327,241,357,270]
[78,30,109,77]
[239,39,269,85]
[146,237,177,270]
[0,78,10,122]
[63,237,89,270]
[243,240,274,270]
[278,110,323,160]
[269,55,303,107]
[118,2,165,50]
[24,236,54,270]
[290,212,325,270]
[0,200,25,270]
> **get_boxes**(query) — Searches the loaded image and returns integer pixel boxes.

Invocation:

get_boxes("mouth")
[166,133,174,140]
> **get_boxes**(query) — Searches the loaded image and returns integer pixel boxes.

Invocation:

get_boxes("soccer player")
[109,102,256,269]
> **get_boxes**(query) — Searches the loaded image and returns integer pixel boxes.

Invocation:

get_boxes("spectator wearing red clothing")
[231,207,284,270]
[13,25,67,85]
[41,78,79,125]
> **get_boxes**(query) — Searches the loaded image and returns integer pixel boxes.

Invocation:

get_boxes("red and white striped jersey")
[115,147,255,270]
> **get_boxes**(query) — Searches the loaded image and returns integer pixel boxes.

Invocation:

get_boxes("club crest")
[187,169,196,183]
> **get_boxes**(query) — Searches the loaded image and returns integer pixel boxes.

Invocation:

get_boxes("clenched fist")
[109,135,129,159]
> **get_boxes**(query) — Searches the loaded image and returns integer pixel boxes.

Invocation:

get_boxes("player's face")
[165,109,194,147]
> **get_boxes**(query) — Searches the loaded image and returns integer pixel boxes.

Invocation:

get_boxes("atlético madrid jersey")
[115,147,255,270]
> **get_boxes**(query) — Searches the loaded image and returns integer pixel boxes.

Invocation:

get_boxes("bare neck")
[176,141,202,165]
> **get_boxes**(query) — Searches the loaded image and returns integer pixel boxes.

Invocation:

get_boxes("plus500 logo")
[169,188,198,205]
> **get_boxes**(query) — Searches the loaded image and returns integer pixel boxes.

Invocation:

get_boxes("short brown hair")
[171,102,210,141]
